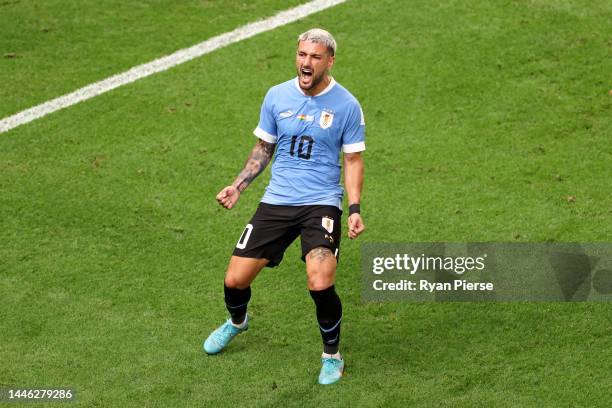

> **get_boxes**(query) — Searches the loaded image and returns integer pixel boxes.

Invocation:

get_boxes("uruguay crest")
[319,110,334,129]
[322,216,334,233]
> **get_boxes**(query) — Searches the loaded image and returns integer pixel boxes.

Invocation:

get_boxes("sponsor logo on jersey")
[279,110,294,118]
[319,110,334,129]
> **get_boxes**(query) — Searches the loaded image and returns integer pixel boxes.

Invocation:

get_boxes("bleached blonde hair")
[297,28,337,56]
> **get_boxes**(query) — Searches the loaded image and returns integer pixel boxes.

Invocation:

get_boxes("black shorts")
[232,203,342,267]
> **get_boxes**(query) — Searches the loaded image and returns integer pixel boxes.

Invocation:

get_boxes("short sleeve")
[253,89,278,143]
[341,101,366,153]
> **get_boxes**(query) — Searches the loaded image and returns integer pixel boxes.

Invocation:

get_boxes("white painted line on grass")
[0,0,347,134]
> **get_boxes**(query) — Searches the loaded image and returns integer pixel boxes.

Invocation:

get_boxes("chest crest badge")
[319,110,334,129]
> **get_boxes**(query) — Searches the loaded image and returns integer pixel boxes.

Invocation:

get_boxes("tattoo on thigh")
[307,247,334,262]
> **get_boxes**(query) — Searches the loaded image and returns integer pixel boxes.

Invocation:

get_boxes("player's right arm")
[216,139,276,209]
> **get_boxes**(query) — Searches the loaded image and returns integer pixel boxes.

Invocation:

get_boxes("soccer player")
[203,28,365,385]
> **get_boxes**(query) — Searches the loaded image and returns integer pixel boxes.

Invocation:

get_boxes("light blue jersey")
[254,78,365,208]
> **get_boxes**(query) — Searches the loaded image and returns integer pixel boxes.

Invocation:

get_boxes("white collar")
[294,77,336,97]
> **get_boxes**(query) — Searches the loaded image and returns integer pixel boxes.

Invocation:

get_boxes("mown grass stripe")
[0,0,347,134]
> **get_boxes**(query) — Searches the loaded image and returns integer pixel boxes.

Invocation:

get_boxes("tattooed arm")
[216,139,276,209]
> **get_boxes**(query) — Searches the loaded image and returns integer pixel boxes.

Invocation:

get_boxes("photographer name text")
[372,279,494,292]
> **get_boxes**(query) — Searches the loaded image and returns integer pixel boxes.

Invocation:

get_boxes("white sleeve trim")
[253,127,277,143]
[342,141,366,153]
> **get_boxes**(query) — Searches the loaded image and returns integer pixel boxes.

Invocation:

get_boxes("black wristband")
[348,203,360,216]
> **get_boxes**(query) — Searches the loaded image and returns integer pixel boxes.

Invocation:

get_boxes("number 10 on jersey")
[289,135,314,160]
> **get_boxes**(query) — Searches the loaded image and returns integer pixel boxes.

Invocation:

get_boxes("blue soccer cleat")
[203,318,248,354]
[318,356,345,385]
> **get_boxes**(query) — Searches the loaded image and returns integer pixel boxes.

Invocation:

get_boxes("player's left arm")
[343,152,365,239]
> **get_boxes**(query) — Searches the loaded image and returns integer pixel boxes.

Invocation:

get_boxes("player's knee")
[307,270,335,291]
[224,274,249,289]
[306,247,336,290]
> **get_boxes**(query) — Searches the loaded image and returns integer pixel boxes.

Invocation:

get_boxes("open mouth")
[300,67,313,80]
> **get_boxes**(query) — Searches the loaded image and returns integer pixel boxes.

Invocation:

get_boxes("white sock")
[230,314,248,329]
[322,351,342,360]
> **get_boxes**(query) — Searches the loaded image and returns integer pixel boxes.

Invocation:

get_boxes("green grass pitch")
[1,0,611,406]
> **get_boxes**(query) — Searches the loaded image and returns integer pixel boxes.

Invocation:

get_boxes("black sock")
[309,285,342,355]
[224,284,251,325]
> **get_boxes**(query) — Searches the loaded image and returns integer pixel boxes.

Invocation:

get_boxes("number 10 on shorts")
[236,224,254,249]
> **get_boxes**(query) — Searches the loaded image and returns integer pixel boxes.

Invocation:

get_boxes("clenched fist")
[216,186,241,209]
